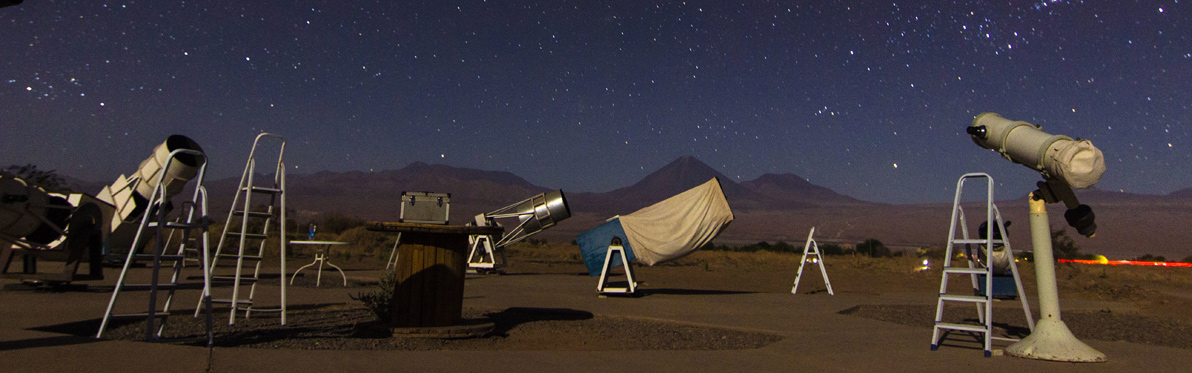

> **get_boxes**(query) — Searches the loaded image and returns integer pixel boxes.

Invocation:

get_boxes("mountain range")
[59,156,1192,260]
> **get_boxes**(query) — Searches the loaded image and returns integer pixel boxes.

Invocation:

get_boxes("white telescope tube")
[969,113,1105,188]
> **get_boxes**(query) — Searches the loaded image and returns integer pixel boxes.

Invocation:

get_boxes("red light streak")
[1058,259,1192,268]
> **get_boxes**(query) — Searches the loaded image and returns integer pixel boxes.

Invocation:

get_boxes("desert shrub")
[1183,255,1192,264]
[770,241,798,254]
[916,246,946,260]
[1051,227,1084,260]
[818,243,850,256]
[316,213,367,235]
[350,271,396,321]
[4,164,67,192]
[1133,254,1167,262]
[856,238,891,258]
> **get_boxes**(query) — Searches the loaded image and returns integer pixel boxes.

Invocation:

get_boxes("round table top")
[289,240,354,245]
[365,221,504,236]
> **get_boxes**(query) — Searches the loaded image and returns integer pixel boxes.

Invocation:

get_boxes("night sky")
[2,1,1189,204]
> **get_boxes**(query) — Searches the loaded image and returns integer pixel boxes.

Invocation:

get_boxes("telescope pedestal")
[1005,194,1105,362]
[597,244,637,295]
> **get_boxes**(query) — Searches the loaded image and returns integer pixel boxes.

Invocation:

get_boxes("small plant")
[350,271,396,321]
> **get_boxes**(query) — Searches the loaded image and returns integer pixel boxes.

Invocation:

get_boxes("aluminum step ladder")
[97,149,214,347]
[791,227,834,295]
[931,173,1034,357]
[196,133,288,325]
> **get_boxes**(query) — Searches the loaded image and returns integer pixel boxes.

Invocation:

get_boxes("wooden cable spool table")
[366,221,503,329]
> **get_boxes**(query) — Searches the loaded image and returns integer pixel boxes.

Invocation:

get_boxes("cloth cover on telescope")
[576,217,636,277]
[576,177,734,277]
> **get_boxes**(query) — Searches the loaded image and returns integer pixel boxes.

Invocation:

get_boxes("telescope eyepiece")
[966,125,987,139]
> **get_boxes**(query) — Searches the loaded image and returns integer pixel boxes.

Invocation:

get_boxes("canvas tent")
[576,177,734,276]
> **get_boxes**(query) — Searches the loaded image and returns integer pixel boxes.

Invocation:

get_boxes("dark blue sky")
[2,1,1189,203]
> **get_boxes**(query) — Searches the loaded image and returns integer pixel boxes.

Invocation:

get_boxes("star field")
[2,0,1189,203]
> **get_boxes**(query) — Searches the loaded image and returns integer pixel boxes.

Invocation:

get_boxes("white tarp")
[618,177,734,266]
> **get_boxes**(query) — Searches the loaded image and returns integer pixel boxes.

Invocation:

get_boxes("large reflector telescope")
[478,190,570,248]
[97,135,204,242]
[0,172,72,246]
[576,177,734,277]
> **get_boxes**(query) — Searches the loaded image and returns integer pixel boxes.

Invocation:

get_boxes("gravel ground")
[841,304,1192,350]
[82,304,782,351]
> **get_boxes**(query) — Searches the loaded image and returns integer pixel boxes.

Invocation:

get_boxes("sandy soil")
[55,243,1192,352]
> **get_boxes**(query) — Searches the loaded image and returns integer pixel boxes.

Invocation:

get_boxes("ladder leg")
[386,233,402,270]
[815,243,834,295]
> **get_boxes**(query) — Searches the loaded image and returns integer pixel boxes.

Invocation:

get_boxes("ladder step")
[211,299,253,305]
[232,211,274,218]
[244,186,283,194]
[216,254,263,261]
[130,254,187,262]
[943,267,988,275]
[119,283,179,291]
[109,312,171,319]
[952,239,1005,245]
[148,221,206,229]
[211,276,259,282]
[934,322,989,333]
[224,232,268,240]
[938,294,989,303]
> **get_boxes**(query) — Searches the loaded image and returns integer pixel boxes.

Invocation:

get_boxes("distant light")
[893,163,898,168]
[440,154,445,158]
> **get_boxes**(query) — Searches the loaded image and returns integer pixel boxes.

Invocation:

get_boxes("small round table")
[289,240,353,287]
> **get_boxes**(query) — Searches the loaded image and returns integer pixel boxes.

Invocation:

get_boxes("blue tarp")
[576,218,636,277]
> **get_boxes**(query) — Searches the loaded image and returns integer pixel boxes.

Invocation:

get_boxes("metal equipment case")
[399,192,450,224]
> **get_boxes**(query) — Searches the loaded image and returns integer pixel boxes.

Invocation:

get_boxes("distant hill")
[1168,187,1192,199]
[568,156,787,214]
[741,173,870,206]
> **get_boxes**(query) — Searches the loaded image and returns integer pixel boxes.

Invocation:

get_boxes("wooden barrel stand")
[366,222,502,328]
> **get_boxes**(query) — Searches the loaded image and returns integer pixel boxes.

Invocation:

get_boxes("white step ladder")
[196,133,288,325]
[597,238,637,295]
[931,173,1034,357]
[97,149,214,346]
[791,227,833,295]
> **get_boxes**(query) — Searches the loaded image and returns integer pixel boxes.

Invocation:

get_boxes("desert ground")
[2,240,1191,372]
